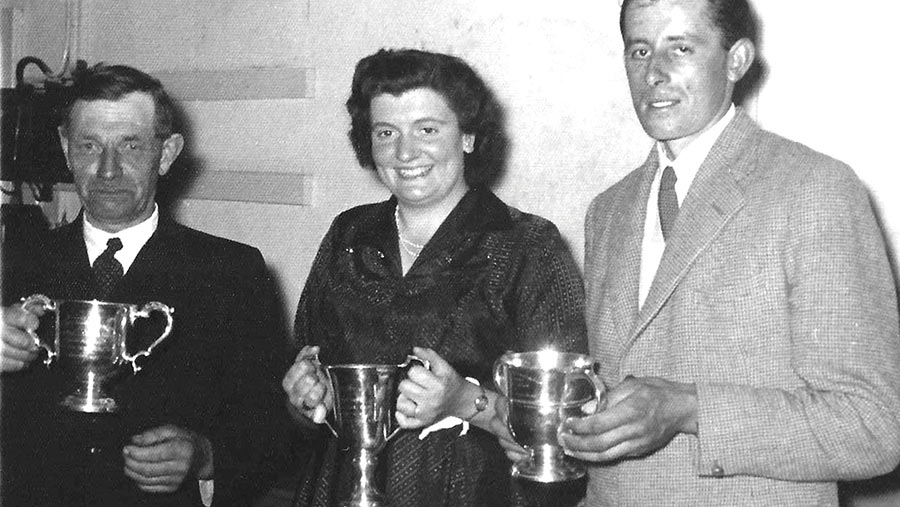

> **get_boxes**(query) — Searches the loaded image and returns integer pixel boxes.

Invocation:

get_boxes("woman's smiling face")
[370,87,474,210]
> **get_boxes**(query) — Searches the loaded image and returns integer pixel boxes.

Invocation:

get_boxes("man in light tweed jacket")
[560,0,900,505]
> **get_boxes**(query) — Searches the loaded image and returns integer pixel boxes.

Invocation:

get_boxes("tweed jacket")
[582,110,900,506]
[1,214,294,507]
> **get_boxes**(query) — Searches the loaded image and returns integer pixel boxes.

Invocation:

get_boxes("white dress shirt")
[83,205,159,273]
[638,105,736,307]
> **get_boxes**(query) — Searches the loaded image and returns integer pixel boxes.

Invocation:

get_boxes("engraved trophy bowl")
[494,350,605,483]
[323,355,427,507]
[21,294,174,413]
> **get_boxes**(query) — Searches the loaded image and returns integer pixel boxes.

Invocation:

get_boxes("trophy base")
[511,456,585,483]
[339,486,389,507]
[61,394,120,413]
[340,448,390,507]
[339,496,388,507]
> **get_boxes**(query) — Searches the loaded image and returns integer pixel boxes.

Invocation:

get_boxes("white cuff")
[417,377,481,440]
[199,479,214,506]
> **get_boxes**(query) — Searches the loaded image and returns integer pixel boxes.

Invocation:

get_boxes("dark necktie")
[93,237,124,300]
[658,165,679,241]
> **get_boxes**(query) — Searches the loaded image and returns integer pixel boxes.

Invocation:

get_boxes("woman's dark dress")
[293,188,587,507]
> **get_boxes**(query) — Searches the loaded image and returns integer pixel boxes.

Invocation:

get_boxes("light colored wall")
[5,4,900,501]
[752,1,900,285]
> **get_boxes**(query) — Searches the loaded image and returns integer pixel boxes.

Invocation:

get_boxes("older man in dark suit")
[559,0,900,505]
[1,64,294,506]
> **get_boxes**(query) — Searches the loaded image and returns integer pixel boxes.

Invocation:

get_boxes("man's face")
[59,92,183,233]
[622,0,749,157]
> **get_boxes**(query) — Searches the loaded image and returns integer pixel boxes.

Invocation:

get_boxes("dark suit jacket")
[2,214,294,507]
[583,110,900,506]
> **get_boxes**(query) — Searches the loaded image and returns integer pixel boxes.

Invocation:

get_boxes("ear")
[462,134,475,154]
[158,134,184,176]
[726,38,755,83]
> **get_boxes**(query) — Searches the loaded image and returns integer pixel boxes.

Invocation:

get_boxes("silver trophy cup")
[494,350,605,482]
[21,294,175,413]
[323,355,427,507]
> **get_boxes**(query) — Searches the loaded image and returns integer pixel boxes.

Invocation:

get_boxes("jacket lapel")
[43,216,94,300]
[630,111,759,341]
[124,216,179,277]
[608,155,657,348]
[116,215,186,304]
[402,188,511,278]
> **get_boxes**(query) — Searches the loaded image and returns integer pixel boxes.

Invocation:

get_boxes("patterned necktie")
[93,237,124,300]
[658,165,679,241]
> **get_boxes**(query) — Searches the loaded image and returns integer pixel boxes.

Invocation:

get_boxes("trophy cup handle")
[121,301,175,374]
[492,353,511,396]
[384,354,431,442]
[397,353,430,372]
[19,294,59,367]
[322,416,339,439]
[312,353,340,439]
[567,360,606,414]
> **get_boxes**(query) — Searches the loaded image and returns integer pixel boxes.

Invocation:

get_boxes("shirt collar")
[83,205,159,273]
[655,104,735,202]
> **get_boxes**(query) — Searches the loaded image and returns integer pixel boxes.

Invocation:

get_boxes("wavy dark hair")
[346,48,507,188]
[62,63,179,139]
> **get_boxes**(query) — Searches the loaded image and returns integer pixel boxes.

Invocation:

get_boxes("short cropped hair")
[619,0,759,51]
[62,63,178,139]
[346,49,507,187]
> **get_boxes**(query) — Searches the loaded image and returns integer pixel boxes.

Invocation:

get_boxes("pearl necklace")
[395,207,425,258]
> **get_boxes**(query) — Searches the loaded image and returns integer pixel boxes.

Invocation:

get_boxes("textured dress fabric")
[292,187,587,507]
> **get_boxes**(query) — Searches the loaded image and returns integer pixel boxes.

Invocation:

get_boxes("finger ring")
[413,403,419,418]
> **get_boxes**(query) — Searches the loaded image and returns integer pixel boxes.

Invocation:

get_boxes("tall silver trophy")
[21,294,174,413]
[323,355,427,507]
[494,350,604,482]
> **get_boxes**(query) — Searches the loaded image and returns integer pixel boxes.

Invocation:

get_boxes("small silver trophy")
[21,294,174,413]
[322,355,426,507]
[494,350,604,482]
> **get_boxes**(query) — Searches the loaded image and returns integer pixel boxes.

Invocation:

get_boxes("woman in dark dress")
[283,48,587,507]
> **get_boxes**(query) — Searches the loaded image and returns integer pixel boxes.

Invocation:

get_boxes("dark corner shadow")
[154,98,205,215]
[265,264,294,349]
[838,193,900,506]
[869,192,900,291]
[734,2,768,109]
[479,78,511,192]
[734,55,767,108]
[840,466,900,506]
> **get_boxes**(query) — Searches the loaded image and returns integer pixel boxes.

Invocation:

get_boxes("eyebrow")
[413,117,450,124]
[371,117,450,128]
[665,33,703,43]
[624,36,651,47]
[70,133,151,144]
[624,33,704,49]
